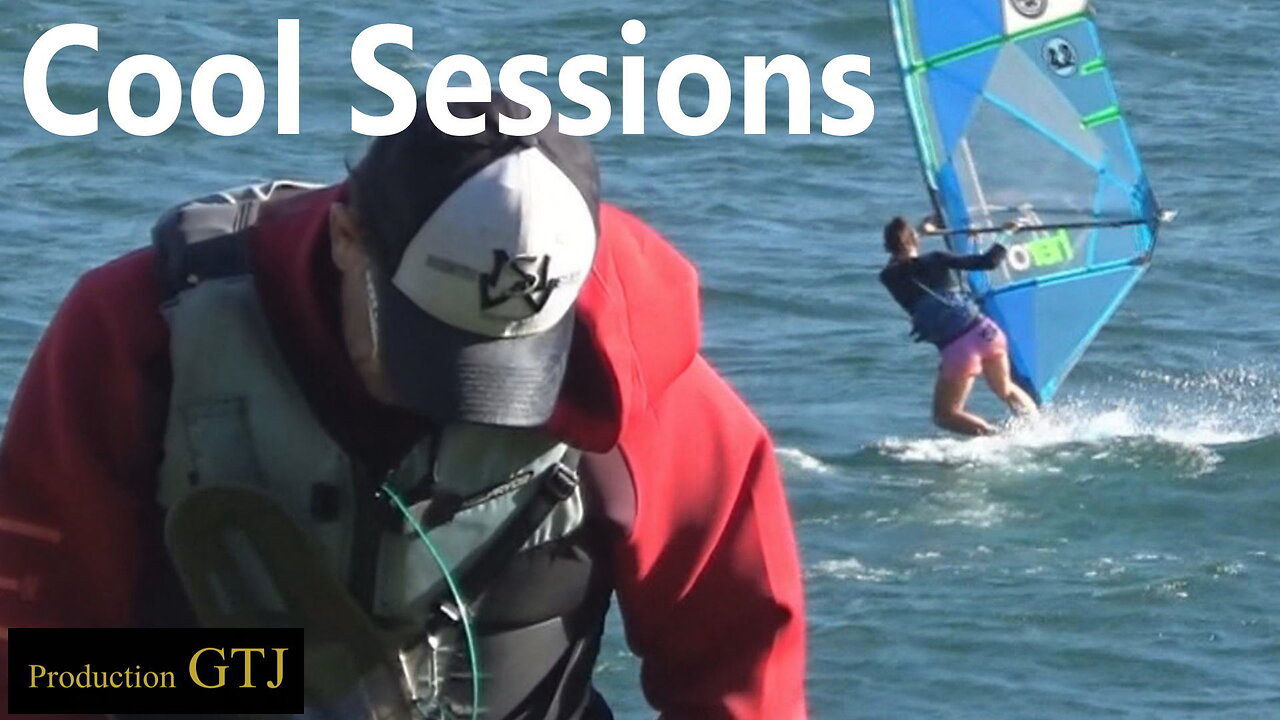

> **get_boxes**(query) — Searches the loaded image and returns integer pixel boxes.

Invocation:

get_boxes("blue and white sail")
[888,0,1165,404]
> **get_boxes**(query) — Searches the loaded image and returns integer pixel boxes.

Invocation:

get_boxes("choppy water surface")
[2,1,1278,717]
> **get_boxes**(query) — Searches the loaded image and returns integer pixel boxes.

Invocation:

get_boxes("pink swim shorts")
[939,317,1007,380]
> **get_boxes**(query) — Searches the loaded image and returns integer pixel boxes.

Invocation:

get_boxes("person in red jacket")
[0,95,807,719]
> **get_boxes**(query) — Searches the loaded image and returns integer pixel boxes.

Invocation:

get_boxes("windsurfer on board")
[879,216,1038,436]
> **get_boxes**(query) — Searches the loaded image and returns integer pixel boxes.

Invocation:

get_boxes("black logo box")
[8,628,302,715]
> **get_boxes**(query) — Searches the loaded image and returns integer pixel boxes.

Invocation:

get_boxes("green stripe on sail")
[1080,57,1106,75]
[904,76,940,171]
[909,12,1090,75]
[900,0,924,67]
[893,0,941,172]
[1081,105,1122,129]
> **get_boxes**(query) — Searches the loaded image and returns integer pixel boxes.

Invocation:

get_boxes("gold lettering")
[28,664,46,688]
[189,647,228,689]
[230,648,264,689]
[159,670,176,689]
[109,671,123,688]
[268,648,286,689]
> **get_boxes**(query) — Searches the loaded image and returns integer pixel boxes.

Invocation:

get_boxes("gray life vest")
[150,181,611,719]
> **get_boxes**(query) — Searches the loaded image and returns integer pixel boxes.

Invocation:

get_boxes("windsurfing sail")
[888,0,1167,405]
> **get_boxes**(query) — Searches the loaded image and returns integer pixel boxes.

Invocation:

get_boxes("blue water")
[3,2,1279,717]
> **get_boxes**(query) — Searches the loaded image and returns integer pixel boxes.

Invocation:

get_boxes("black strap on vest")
[462,459,580,605]
[389,458,588,718]
[153,224,254,303]
[401,456,582,635]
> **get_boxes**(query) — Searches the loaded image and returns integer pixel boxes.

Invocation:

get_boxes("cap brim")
[378,279,572,427]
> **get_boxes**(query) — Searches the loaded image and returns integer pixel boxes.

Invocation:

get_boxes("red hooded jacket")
[0,187,807,719]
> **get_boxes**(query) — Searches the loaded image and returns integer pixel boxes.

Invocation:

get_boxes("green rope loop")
[379,483,482,720]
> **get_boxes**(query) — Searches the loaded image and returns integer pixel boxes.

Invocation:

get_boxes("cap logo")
[480,251,560,317]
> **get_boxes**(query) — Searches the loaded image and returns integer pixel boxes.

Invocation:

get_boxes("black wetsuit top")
[879,246,1007,314]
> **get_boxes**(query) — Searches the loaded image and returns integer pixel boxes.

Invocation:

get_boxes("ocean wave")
[776,446,836,476]
[808,556,905,583]
[869,367,1280,474]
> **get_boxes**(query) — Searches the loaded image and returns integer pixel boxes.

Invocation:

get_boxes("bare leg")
[933,372,997,436]
[981,352,1037,416]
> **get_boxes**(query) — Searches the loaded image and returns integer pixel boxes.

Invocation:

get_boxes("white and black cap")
[348,95,599,427]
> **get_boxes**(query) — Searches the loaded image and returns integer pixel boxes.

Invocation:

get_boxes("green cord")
[379,483,482,720]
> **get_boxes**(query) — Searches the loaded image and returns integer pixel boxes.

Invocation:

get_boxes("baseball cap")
[348,94,600,427]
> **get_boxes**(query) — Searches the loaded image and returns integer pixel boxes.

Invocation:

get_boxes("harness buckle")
[544,463,580,501]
